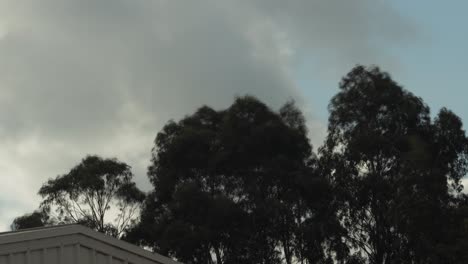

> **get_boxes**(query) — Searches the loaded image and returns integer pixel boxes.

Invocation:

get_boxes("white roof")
[0,224,180,264]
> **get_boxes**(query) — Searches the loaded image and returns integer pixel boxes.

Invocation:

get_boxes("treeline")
[12,66,468,263]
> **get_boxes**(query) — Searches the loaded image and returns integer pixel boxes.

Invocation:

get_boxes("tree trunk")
[214,246,223,264]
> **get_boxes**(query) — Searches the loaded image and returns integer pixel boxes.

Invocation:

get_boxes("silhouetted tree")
[11,208,52,231]
[37,155,145,237]
[126,96,337,264]
[321,65,468,263]
[10,66,468,264]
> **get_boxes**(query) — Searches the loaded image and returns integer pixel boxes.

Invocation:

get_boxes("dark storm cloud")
[0,0,416,230]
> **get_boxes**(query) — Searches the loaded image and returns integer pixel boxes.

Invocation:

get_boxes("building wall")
[0,234,159,264]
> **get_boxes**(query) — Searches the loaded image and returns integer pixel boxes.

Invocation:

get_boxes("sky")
[0,0,467,231]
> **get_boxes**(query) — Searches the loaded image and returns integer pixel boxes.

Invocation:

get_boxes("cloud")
[462,179,468,194]
[0,0,416,231]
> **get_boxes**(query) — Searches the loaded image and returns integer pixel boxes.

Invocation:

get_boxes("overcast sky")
[1,0,467,231]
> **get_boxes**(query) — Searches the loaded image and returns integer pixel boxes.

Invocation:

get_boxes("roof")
[0,224,180,264]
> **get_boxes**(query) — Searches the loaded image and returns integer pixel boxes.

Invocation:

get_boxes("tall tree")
[321,65,468,263]
[126,96,336,264]
[37,155,145,237]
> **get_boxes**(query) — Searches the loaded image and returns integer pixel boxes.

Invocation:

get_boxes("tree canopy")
[11,209,52,231]
[126,67,468,263]
[12,65,468,263]
[13,155,145,238]
[125,96,341,263]
[321,65,468,263]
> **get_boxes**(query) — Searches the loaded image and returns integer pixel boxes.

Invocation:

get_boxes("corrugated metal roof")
[0,224,181,264]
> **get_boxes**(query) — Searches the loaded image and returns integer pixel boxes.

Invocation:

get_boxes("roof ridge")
[0,223,80,235]
[0,224,181,264]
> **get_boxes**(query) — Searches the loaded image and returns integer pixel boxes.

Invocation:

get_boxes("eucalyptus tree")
[321,65,468,263]
[127,96,337,264]
[36,155,145,237]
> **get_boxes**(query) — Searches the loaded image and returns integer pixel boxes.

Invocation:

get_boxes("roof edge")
[0,225,180,264]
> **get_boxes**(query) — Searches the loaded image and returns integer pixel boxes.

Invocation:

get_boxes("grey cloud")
[0,0,416,230]
[247,0,418,78]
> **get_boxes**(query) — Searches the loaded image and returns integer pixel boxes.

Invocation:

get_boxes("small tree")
[38,155,145,237]
[11,209,52,231]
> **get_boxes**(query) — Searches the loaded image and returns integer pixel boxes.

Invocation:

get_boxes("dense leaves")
[127,67,468,264]
[126,97,338,264]
[11,208,52,231]
[11,65,468,263]
[321,65,468,263]
[13,155,145,237]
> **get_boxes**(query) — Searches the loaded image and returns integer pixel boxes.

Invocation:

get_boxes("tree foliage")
[36,155,145,237]
[127,67,468,263]
[11,65,468,264]
[126,96,338,264]
[321,65,468,263]
[11,208,52,231]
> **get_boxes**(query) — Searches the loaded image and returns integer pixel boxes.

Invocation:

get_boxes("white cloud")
[0,0,415,231]
[462,179,468,194]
